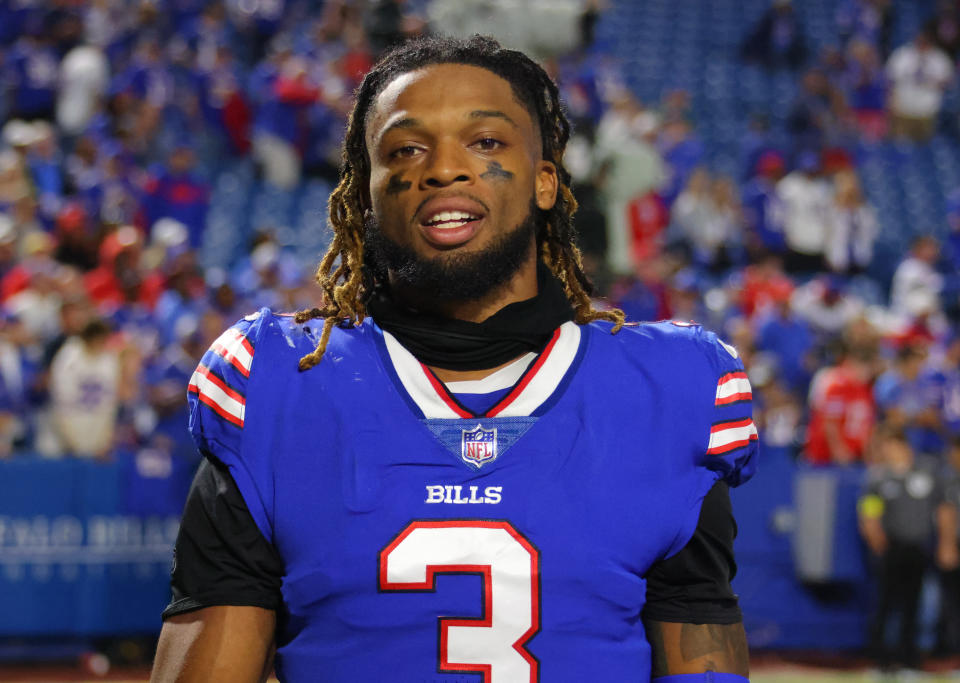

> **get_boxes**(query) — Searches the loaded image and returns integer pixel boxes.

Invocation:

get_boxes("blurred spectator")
[740,0,808,70]
[665,269,709,326]
[742,150,787,257]
[0,214,17,281]
[4,234,64,346]
[842,38,887,140]
[48,318,121,458]
[874,342,945,457]
[755,378,803,449]
[671,169,744,273]
[835,0,893,55]
[859,426,956,673]
[787,68,849,153]
[141,145,210,249]
[365,0,407,55]
[610,259,670,324]
[805,342,877,465]
[739,253,794,320]
[195,45,251,155]
[886,28,953,142]
[928,0,960,60]
[625,191,668,267]
[0,313,33,457]
[53,202,98,271]
[427,0,581,59]
[941,435,960,654]
[64,135,102,200]
[141,317,207,458]
[154,249,206,347]
[776,152,831,273]
[594,91,665,273]
[657,117,704,207]
[56,43,109,137]
[890,235,944,320]
[250,52,319,190]
[38,295,93,380]
[26,122,64,225]
[824,169,877,275]
[4,26,59,121]
[84,225,165,314]
[94,142,141,227]
[792,276,865,341]
[756,295,815,394]
[941,333,960,439]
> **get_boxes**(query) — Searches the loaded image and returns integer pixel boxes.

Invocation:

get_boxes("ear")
[534,160,558,211]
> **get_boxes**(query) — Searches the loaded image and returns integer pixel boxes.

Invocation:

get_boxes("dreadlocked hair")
[296,34,625,371]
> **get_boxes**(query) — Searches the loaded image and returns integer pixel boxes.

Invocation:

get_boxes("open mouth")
[421,210,482,230]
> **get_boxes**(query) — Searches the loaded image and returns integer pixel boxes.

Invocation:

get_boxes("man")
[804,343,876,466]
[859,427,957,672]
[152,36,757,682]
[886,28,953,142]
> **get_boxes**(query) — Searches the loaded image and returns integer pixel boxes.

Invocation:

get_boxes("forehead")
[366,63,538,142]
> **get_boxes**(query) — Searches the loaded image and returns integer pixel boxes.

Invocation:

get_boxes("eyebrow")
[469,110,519,128]
[377,109,520,142]
[380,117,422,137]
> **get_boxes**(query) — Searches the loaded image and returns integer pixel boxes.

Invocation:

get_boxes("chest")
[254,368,704,681]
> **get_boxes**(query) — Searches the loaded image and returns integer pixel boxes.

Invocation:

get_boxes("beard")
[365,200,540,302]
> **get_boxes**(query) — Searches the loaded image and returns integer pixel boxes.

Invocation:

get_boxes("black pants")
[939,565,960,655]
[869,543,929,669]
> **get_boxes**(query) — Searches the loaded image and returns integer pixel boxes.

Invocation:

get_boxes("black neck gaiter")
[367,263,576,371]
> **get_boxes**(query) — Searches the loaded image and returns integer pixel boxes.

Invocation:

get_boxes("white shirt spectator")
[825,204,877,272]
[886,39,953,119]
[57,45,109,136]
[890,253,943,317]
[50,335,120,457]
[776,170,832,256]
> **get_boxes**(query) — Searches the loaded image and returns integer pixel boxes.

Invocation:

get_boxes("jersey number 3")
[378,520,541,682]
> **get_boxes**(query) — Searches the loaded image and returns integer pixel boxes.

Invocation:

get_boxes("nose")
[422,138,473,188]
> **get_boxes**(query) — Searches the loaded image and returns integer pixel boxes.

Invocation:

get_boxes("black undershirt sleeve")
[642,480,743,624]
[162,457,284,620]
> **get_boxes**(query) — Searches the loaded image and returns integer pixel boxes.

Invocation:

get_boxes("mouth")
[417,205,486,248]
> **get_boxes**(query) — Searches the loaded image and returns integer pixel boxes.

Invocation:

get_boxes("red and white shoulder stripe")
[210,327,254,378]
[715,371,752,406]
[188,365,246,427]
[707,417,758,456]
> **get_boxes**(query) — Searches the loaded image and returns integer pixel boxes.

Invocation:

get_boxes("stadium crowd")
[2,0,960,666]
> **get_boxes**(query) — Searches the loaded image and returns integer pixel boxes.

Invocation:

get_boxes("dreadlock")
[295,34,625,371]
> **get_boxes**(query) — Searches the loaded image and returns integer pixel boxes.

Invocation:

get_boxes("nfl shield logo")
[461,424,498,468]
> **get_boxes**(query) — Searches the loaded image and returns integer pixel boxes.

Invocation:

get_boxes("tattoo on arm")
[646,621,749,677]
[680,623,726,661]
[479,161,514,181]
[385,173,411,195]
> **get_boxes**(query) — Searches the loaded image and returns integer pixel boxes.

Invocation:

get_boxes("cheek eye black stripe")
[386,174,412,195]
[480,161,514,180]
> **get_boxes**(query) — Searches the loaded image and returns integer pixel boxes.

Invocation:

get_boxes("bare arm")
[646,620,750,678]
[151,606,276,683]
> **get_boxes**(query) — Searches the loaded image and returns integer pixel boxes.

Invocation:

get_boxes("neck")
[402,261,538,382]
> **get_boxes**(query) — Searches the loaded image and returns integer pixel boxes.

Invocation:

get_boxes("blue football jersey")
[187,311,758,682]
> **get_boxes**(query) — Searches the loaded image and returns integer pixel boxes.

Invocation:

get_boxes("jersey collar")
[381,321,582,419]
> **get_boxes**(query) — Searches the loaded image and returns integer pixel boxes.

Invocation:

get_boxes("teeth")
[427,210,479,225]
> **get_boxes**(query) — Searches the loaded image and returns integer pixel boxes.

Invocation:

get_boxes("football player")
[151,35,757,682]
